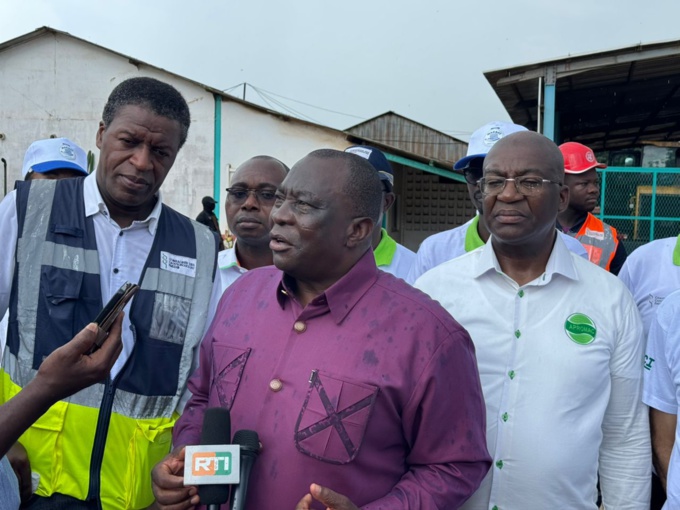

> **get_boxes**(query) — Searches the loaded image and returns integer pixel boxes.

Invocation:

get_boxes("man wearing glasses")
[416,131,650,509]
[407,121,586,283]
[219,156,289,293]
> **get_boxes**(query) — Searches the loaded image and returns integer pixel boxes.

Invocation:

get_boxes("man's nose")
[129,145,154,171]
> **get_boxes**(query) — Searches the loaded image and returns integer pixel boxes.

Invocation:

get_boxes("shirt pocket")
[36,266,85,365]
[210,344,251,410]
[294,370,379,465]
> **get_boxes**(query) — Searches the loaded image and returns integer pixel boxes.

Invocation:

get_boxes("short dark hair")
[308,149,382,223]
[102,77,191,148]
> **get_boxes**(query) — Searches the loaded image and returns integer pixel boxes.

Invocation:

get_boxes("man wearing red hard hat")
[557,141,627,275]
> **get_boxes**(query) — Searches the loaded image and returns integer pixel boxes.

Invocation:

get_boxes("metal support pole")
[543,67,557,141]
[213,94,222,221]
[537,77,543,134]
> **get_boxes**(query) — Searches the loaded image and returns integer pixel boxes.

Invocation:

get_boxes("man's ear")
[96,121,106,150]
[383,192,396,213]
[557,184,570,213]
[345,217,374,248]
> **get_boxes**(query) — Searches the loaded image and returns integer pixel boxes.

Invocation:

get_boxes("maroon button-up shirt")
[175,250,490,509]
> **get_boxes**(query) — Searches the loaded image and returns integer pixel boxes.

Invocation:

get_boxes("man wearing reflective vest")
[0,77,219,509]
[557,141,627,275]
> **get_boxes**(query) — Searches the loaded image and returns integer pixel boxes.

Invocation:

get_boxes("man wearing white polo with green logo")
[416,131,650,509]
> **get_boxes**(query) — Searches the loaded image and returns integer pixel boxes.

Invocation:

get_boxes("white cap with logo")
[22,138,88,178]
[454,121,528,170]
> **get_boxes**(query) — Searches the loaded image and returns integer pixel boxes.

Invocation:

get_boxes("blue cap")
[345,145,394,189]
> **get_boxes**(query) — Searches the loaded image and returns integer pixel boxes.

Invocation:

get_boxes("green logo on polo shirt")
[564,313,597,345]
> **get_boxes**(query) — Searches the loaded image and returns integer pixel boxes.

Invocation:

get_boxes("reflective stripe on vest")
[1,178,217,508]
[575,213,618,271]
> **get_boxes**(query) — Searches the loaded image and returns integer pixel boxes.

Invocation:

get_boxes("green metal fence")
[598,167,680,253]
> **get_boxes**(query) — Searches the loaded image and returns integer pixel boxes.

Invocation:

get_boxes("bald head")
[484,131,564,182]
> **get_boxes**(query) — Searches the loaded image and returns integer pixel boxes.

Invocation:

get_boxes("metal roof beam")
[494,45,680,86]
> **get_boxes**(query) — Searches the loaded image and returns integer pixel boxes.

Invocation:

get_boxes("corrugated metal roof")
[484,40,680,150]
[347,112,467,166]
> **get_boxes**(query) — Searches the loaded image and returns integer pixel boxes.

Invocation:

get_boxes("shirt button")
[492,506,499,510]
[119,231,124,237]
[269,379,283,392]
[502,412,509,422]
[293,321,307,333]
[113,268,119,274]
[518,289,524,297]
[514,329,521,338]
[496,460,504,469]
[508,370,516,380]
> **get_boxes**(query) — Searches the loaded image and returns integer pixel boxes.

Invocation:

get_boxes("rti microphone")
[230,430,260,510]
[185,407,236,510]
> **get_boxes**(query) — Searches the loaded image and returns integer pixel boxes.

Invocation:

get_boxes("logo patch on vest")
[160,251,197,278]
[584,228,604,241]
[564,313,597,345]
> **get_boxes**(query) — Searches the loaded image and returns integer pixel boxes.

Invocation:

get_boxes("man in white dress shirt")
[218,156,288,293]
[416,131,650,509]
[407,121,587,283]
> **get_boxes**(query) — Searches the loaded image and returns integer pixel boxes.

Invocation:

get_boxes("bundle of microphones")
[184,408,260,510]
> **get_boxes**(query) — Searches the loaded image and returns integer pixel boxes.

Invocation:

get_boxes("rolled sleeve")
[643,295,679,415]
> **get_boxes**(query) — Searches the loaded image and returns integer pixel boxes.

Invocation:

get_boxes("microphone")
[199,408,232,510]
[230,430,260,510]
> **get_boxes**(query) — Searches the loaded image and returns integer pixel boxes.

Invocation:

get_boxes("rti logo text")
[192,452,232,476]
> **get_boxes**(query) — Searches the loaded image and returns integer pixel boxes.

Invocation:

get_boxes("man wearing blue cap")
[407,121,587,283]
[345,145,415,280]
[21,138,90,180]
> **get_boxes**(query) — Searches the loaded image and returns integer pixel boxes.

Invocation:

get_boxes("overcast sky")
[3,0,679,141]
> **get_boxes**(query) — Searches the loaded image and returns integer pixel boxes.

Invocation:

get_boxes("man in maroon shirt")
[151,149,490,509]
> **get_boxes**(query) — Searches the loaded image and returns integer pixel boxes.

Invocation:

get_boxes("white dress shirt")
[217,245,248,295]
[0,173,221,382]
[619,235,680,337]
[415,235,650,510]
[643,289,680,509]
[407,218,589,283]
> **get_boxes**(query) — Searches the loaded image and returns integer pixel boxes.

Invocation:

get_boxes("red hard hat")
[559,142,607,174]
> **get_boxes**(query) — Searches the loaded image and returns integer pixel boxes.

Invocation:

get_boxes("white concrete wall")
[0,31,215,218]
[0,31,352,228]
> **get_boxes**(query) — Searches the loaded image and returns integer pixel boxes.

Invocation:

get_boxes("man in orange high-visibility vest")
[557,141,627,275]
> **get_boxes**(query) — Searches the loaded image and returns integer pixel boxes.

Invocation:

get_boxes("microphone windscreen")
[200,407,231,445]
[199,407,232,505]
[232,430,259,452]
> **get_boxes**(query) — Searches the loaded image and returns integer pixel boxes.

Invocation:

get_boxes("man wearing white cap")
[557,141,627,274]
[0,137,89,361]
[345,145,415,280]
[407,122,586,283]
[21,137,89,180]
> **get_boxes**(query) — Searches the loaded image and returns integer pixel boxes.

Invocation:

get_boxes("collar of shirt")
[276,249,379,324]
[474,233,579,285]
[464,215,484,252]
[83,171,163,235]
[218,244,247,273]
[373,228,397,266]
[673,234,680,266]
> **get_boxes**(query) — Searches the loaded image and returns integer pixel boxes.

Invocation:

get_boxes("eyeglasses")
[225,187,277,204]
[478,177,562,197]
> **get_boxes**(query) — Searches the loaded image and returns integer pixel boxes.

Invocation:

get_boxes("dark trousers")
[651,472,667,510]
